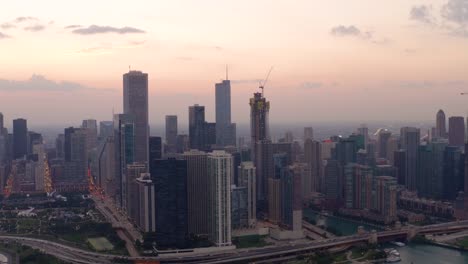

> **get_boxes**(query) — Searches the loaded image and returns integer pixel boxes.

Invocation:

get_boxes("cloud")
[71,25,145,35]
[410,5,434,24]
[441,0,468,25]
[14,16,39,23]
[299,82,323,89]
[330,25,361,36]
[403,48,417,54]
[0,32,10,39]
[24,24,45,32]
[0,23,15,30]
[330,25,390,44]
[65,25,82,29]
[0,75,116,92]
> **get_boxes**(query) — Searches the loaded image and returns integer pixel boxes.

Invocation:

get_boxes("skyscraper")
[357,125,369,149]
[149,136,162,162]
[182,149,209,235]
[82,119,98,153]
[375,176,397,222]
[126,162,146,222]
[393,150,406,185]
[0,112,4,134]
[215,79,236,146]
[64,127,88,182]
[304,139,322,193]
[189,104,206,151]
[400,127,420,191]
[377,130,391,159]
[255,139,273,211]
[136,173,156,232]
[449,116,465,147]
[99,121,114,141]
[250,92,270,162]
[151,158,188,249]
[165,115,178,153]
[207,150,232,247]
[123,70,149,167]
[436,109,447,138]
[238,161,256,227]
[113,113,135,207]
[304,127,313,141]
[13,118,28,159]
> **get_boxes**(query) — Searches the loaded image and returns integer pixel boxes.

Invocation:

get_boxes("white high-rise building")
[208,150,232,247]
[136,173,156,232]
[238,161,256,227]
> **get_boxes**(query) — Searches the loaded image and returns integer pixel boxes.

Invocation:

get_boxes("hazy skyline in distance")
[1,0,468,126]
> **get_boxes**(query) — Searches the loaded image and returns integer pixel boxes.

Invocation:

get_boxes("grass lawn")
[87,237,114,251]
[232,235,271,249]
[456,237,468,249]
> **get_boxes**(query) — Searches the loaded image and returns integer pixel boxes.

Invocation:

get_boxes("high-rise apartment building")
[207,150,232,247]
[136,173,156,232]
[449,116,465,147]
[165,115,178,153]
[123,70,149,167]
[238,161,256,227]
[126,162,146,223]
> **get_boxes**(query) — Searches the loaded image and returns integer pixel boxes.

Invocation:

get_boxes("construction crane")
[259,67,274,96]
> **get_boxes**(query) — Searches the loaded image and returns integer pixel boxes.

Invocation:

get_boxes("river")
[303,208,468,263]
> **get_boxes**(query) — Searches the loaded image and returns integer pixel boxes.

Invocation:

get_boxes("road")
[1,220,468,263]
[92,195,141,256]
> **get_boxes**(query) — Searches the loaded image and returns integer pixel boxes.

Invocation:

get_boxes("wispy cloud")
[0,32,10,39]
[0,23,15,30]
[331,25,361,36]
[330,25,390,45]
[71,25,146,35]
[24,24,45,32]
[410,5,435,24]
[299,82,323,89]
[64,25,82,29]
[14,16,39,23]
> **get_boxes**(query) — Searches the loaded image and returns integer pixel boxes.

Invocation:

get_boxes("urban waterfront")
[304,208,468,263]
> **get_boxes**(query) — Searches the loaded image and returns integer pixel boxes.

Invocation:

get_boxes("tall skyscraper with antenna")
[215,67,236,147]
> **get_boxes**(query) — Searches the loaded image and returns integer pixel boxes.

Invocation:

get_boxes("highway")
[2,220,468,263]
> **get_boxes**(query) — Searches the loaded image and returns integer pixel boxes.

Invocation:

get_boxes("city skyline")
[2,1,468,125]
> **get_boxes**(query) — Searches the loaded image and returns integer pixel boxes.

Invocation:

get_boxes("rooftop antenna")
[259,67,274,96]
